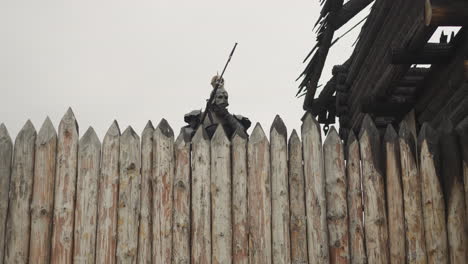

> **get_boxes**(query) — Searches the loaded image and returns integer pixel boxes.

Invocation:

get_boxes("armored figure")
[183,75,251,139]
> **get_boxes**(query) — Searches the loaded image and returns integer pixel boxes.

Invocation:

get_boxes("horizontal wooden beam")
[361,96,413,115]
[391,43,454,64]
[425,0,468,26]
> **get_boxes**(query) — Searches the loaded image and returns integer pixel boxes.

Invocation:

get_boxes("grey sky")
[1,0,367,140]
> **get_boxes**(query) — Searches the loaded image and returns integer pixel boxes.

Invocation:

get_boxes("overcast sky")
[1,0,369,140]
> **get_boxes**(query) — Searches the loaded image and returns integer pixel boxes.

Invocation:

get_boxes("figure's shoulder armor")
[234,115,252,130]
[184,110,202,123]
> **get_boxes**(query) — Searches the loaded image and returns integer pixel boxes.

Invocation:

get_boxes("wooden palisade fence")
[0,108,467,263]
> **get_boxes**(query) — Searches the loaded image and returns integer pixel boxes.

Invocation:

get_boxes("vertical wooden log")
[455,117,468,230]
[323,127,349,264]
[270,116,290,264]
[173,131,191,264]
[211,125,232,264]
[288,130,308,264]
[400,121,428,264]
[0,123,12,263]
[418,123,448,264]
[51,108,79,264]
[73,127,101,263]
[96,121,120,264]
[384,125,405,264]
[358,114,389,264]
[439,120,467,263]
[191,127,211,264]
[302,113,329,264]
[152,119,175,264]
[29,118,57,264]
[232,130,248,264]
[346,131,366,264]
[117,127,141,264]
[248,123,271,264]
[137,121,153,264]
[4,120,36,264]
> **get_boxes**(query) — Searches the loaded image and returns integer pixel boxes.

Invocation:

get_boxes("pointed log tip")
[270,115,287,138]
[324,126,340,146]
[80,127,100,145]
[250,123,268,144]
[398,120,411,139]
[105,120,121,137]
[418,122,438,155]
[156,118,174,138]
[289,129,300,144]
[358,114,378,140]
[455,116,468,135]
[175,131,188,147]
[384,124,398,143]
[0,123,11,141]
[21,119,36,133]
[144,120,154,131]
[62,107,76,120]
[142,120,154,138]
[122,126,139,140]
[231,128,248,140]
[37,117,57,143]
[301,112,320,133]
[212,125,229,142]
[346,130,357,147]
[60,107,78,132]
[193,126,209,142]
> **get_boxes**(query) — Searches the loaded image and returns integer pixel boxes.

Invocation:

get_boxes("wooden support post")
[439,119,467,263]
[384,125,406,264]
[4,120,36,263]
[211,126,232,264]
[173,131,191,264]
[418,123,448,264]
[0,124,12,263]
[346,132,366,264]
[29,118,56,264]
[73,127,101,263]
[270,116,291,264]
[399,120,428,264]
[288,130,308,264]
[152,119,174,264]
[232,130,248,264]
[358,115,389,263]
[302,113,329,264]
[96,121,120,264]
[248,124,272,264]
[117,127,141,264]
[323,127,349,264]
[425,0,468,26]
[138,121,154,264]
[51,108,78,264]
[456,117,468,230]
[191,127,211,264]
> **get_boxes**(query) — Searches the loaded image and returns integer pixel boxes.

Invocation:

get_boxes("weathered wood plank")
[191,127,211,264]
[346,131,366,264]
[248,123,272,264]
[301,113,329,264]
[4,120,36,264]
[456,117,468,230]
[399,120,427,264]
[323,127,349,264]
[51,108,78,264]
[73,127,101,263]
[232,130,248,264]
[288,130,308,264]
[358,114,389,264]
[211,125,232,264]
[0,123,12,263]
[152,119,175,264]
[96,121,120,264]
[137,121,153,264]
[418,123,448,264]
[270,116,290,264]
[29,118,57,264]
[384,125,405,264]
[117,126,141,264]
[439,120,467,263]
[173,131,191,264]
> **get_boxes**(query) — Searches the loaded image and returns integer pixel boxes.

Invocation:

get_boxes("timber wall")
[0,108,467,263]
